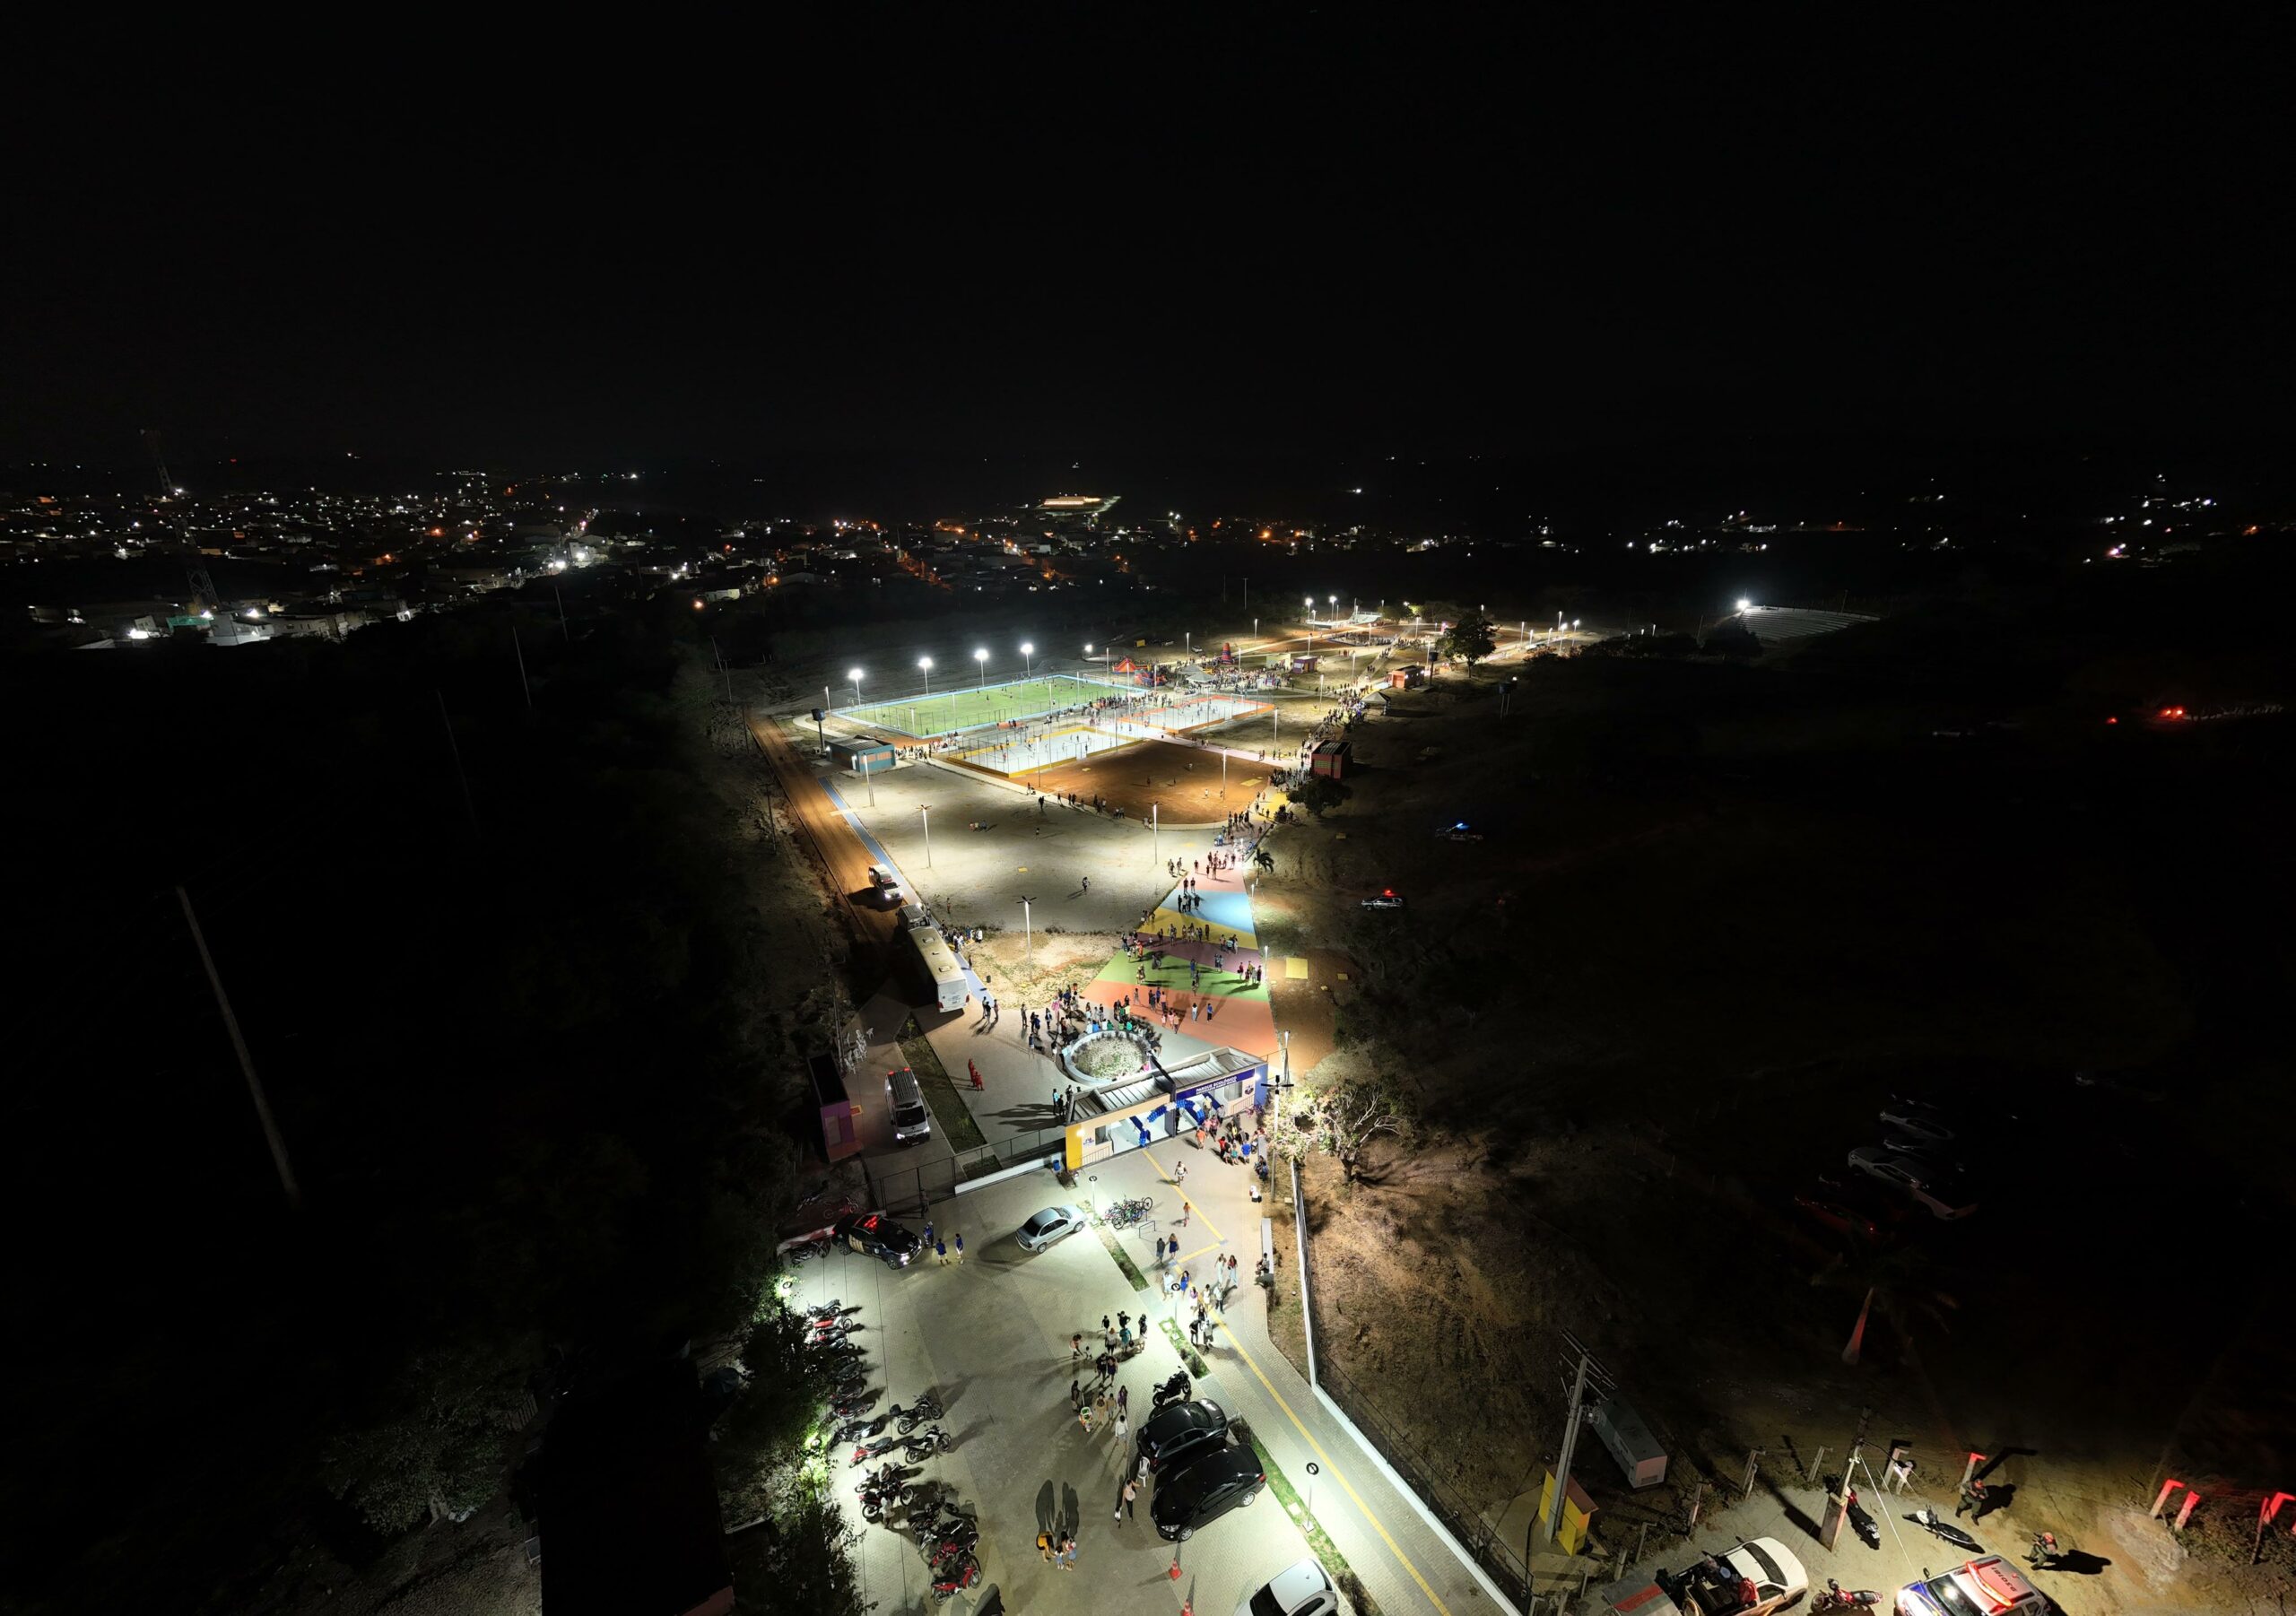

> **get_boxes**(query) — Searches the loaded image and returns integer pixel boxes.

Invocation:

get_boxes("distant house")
[1387,663,1425,690]
[1310,739,1352,779]
[827,735,899,776]
[539,1362,735,1616]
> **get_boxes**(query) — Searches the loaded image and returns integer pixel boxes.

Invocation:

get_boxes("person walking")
[924,1220,935,1247]
[1114,1407,1128,1443]
[1118,1310,1130,1336]
[1072,1332,1083,1360]
[1078,1402,1094,1434]
[1178,1198,1191,1228]
[1070,1377,1083,1412]
[1116,1477,1138,1522]
[935,1238,949,1264]
[1057,1536,1078,1570]
[952,1231,965,1262]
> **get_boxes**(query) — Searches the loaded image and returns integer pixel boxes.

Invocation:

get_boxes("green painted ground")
[842,675,1130,738]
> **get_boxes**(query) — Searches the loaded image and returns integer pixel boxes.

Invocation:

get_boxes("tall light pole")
[1021,640,1034,682]
[974,647,988,691]
[849,666,865,706]
[919,804,933,868]
[1304,595,1314,664]
[918,655,934,700]
[1020,895,1037,968]
[1152,801,1160,870]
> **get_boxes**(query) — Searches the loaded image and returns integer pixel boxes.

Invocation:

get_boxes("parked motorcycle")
[803,1299,846,1320]
[887,1394,944,1434]
[899,1423,953,1460]
[1152,1368,1192,1408]
[929,1554,981,1601]
[850,1432,903,1464]
[1813,1579,1881,1611]
[1844,1482,1881,1551]
[1906,1507,1985,1552]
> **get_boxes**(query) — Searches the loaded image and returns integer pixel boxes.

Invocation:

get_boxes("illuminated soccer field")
[839,673,1133,739]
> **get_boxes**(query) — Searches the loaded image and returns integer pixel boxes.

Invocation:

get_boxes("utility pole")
[1152,801,1160,870]
[1020,895,1037,968]
[1540,1332,1615,1548]
[1819,1406,1872,1551]
[513,627,532,708]
[555,584,570,642]
[178,885,301,1210]
[711,638,734,704]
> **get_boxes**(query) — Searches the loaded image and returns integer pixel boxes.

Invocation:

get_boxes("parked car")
[1015,1204,1084,1252]
[1236,1558,1338,1616]
[1360,889,1405,910]
[1846,1146,1978,1220]
[866,863,904,906]
[1135,1397,1229,1475]
[1895,1555,2045,1616]
[1657,1536,1807,1616]
[1878,1108,1956,1147]
[835,1212,925,1266]
[1151,1446,1265,1540]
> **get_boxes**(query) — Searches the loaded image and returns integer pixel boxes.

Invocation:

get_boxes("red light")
[2107,716,2118,725]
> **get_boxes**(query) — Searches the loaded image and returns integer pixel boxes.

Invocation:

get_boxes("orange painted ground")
[1004,737,1283,823]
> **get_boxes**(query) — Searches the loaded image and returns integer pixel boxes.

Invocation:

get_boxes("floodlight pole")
[861,750,875,807]
[1021,896,1036,968]
[178,885,301,1211]
[920,805,933,868]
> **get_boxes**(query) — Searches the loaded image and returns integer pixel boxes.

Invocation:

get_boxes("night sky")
[6,15,2289,472]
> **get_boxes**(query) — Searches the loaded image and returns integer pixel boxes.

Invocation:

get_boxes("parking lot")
[786,1150,1498,1616]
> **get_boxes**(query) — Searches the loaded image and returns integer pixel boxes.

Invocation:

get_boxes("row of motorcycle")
[809,1300,982,1601]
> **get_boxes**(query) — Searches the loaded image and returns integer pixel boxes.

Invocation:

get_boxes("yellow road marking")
[1175,1242,1223,1266]
[1213,1321,1454,1616]
[1146,1156,1224,1244]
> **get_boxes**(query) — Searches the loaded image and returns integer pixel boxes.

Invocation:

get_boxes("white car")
[1659,1537,1807,1616]
[1896,1556,2044,1616]
[1237,1558,1338,1616]
[1015,1204,1084,1252]
[1847,1145,1978,1220]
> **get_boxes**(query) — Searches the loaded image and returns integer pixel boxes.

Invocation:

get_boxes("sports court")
[838,673,1130,739]
[998,737,1277,821]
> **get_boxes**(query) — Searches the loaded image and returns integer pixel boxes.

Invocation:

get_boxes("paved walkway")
[1086,1145,1506,1616]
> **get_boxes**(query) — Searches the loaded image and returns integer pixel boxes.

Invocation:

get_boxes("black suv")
[1135,1397,1230,1475]
[1151,1445,1265,1541]
[834,1212,924,1267]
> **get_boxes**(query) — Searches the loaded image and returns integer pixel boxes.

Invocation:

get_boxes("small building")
[1310,739,1352,779]
[1287,652,1319,674]
[808,1052,862,1162]
[827,734,899,775]
[1387,663,1426,690]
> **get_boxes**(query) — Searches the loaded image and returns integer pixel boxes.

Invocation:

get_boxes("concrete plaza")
[785,1145,1505,1616]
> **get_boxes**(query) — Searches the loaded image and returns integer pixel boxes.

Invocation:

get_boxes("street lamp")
[1021,640,1034,682]
[918,655,934,699]
[1736,598,1752,613]
[973,647,988,690]
[848,666,864,705]
[1020,895,1037,968]
[919,804,933,867]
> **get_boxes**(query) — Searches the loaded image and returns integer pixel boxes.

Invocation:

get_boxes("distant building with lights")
[1036,494,1120,530]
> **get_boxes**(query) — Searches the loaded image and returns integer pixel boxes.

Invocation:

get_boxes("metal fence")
[861,1129,1066,1215]
[1312,1352,1535,1603]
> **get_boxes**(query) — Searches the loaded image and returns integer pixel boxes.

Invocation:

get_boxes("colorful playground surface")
[1075,855,1277,1056]
[838,673,1129,739]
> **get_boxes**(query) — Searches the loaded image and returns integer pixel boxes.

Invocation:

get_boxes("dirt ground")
[987,735,1281,823]
[966,927,1117,1002]
[1254,647,2296,1608]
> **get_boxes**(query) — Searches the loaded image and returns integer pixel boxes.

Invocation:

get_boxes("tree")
[1440,611,1497,667]
[1289,774,1350,818]
[322,1343,536,1532]
[1283,1071,1422,1184]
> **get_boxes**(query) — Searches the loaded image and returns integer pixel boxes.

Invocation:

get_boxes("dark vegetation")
[2,591,839,1613]
[1277,559,2296,1562]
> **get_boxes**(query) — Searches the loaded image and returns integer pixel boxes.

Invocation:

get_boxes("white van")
[867,864,904,906]
[898,899,934,932]
[887,1066,933,1143]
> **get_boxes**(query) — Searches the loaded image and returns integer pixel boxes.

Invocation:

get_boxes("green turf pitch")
[839,675,1131,738]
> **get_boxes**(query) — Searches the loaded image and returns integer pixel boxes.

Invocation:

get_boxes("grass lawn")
[896,1020,987,1152]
